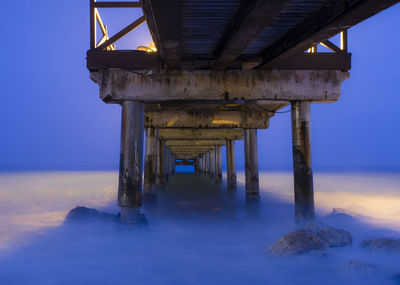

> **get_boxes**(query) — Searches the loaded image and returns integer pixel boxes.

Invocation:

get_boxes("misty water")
[0,170,400,284]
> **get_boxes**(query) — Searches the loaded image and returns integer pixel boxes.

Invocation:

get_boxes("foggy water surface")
[0,171,400,284]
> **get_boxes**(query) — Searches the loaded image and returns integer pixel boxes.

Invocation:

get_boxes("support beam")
[215,146,222,184]
[209,150,215,178]
[159,129,243,141]
[93,2,141,8]
[145,110,271,129]
[118,101,144,221]
[226,140,237,189]
[141,0,182,69]
[157,140,166,185]
[166,140,226,147]
[95,16,146,51]
[213,0,291,69]
[205,152,210,175]
[291,101,315,223]
[93,70,349,103]
[165,148,171,181]
[258,0,399,69]
[244,129,259,199]
[195,157,199,174]
[198,155,203,173]
[144,127,158,200]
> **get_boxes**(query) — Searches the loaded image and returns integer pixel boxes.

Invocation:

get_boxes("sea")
[0,170,399,284]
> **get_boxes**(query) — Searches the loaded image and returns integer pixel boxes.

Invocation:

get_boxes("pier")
[86,0,399,223]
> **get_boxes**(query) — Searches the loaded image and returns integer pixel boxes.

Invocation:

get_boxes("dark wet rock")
[266,221,352,256]
[342,260,378,276]
[324,208,357,223]
[115,212,148,227]
[266,229,324,256]
[65,206,148,228]
[360,238,400,252]
[64,206,117,224]
[306,221,352,247]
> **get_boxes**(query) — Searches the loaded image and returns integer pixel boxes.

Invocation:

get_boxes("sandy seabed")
[0,170,400,284]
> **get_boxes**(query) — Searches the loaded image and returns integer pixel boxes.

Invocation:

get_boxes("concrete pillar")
[157,140,166,185]
[118,101,144,221]
[195,157,199,173]
[244,129,259,199]
[291,101,315,222]
[226,140,237,189]
[198,155,202,173]
[144,127,158,200]
[215,146,222,184]
[205,152,209,174]
[172,154,176,174]
[209,150,214,178]
[165,148,171,181]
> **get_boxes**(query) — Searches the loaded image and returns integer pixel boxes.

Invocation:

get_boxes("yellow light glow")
[211,120,240,125]
[137,41,157,53]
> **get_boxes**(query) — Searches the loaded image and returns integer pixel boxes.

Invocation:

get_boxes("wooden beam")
[269,53,351,72]
[95,9,107,36]
[141,0,182,69]
[94,2,141,8]
[320,40,342,53]
[90,0,96,50]
[95,16,146,51]
[213,0,291,70]
[86,50,159,71]
[258,0,400,69]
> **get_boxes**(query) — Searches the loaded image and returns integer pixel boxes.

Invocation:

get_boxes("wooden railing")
[307,30,348,54]
[90,0,146,51]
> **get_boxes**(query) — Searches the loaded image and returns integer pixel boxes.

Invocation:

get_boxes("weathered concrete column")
[244,129,259,199]
[226,140,237,189]
[144,127,159,200]
[205,152,210,174]
[215,146,222,184]
[165,148,171,181]
[209,150,215,178]
[291,101,315,222]
[118,101,144,221]
[195,157,199,173]
[172,154,176,174]
[157,140,166,185]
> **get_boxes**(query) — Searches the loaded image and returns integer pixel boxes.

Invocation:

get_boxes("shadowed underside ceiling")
[139,0,399,70]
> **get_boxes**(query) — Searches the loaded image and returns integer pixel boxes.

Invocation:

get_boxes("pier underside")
[86,0,400,223]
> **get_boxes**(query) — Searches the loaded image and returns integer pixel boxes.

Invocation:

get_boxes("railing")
[90,0,146,51]
[307,30,348,54]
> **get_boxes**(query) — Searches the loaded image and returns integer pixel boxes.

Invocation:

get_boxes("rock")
[360,238,400,252]
[266,221,352,256]
[266,230,324,256]
[324,208,357,222]
[306,221,352,247]
[65,206,148,228]
[64,206,117,224]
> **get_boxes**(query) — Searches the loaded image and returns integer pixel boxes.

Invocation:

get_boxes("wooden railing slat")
[95,15,146,51]
[94,2,141,8]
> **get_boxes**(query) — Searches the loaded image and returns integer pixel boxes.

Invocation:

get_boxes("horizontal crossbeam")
[159,129,243,140]
[94,2,141,8]
[145,110,271,129]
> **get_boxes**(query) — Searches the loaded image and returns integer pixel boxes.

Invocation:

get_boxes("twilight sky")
[0,1,399,171]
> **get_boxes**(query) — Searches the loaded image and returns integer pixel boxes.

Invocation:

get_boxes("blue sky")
[0,1,399,171]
